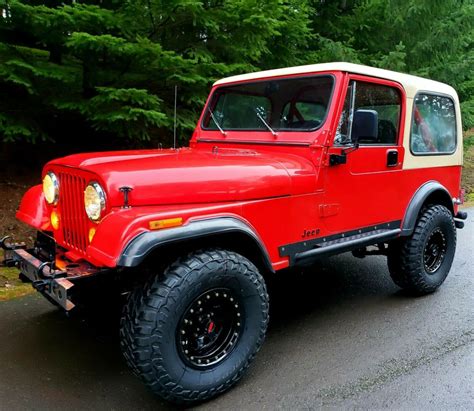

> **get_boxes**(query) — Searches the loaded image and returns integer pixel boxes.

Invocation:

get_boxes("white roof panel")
[213,62,457,99]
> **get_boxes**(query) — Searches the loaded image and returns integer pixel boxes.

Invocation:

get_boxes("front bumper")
[1,236,100,311]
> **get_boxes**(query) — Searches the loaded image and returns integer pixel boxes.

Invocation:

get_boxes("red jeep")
[2,62,467,404]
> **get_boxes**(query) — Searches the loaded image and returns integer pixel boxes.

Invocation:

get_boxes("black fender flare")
[117,217,274,272]
[401,181,454,236]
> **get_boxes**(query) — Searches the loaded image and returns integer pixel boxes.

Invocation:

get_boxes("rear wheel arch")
[401,181,454,236]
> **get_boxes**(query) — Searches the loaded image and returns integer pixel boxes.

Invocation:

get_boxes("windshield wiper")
[207,106,227,136]
[255,109,277,136]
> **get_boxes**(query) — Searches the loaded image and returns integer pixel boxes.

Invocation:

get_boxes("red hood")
[47,147,316,207]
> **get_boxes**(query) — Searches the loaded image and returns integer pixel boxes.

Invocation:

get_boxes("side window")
[335,80,401,145]
[410,94,456,154]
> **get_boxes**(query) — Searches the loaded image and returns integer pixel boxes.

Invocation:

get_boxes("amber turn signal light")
[88,227,97,243]
[50,210,60,230]
[149,217,183,230]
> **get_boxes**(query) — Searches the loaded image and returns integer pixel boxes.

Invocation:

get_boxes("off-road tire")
[388,204,456,295]
[120,249,269,405]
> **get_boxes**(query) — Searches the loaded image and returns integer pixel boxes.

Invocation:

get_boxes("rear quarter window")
[410,93,456,155]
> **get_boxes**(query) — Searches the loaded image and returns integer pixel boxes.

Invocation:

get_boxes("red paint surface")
[16,70,463,271]
[16,185,51,231]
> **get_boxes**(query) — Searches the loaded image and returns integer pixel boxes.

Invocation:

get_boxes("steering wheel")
[287,86,319,125]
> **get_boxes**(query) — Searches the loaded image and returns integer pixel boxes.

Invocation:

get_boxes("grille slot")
[58,172,89,254]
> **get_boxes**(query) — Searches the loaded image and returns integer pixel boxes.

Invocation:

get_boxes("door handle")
[387,150,398,167]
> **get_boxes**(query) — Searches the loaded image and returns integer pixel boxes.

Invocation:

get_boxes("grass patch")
[0,251,34,302]
[461,129,474,207]
[0,267,34,301]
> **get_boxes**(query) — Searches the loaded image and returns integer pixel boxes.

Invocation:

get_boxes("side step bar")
[294,229,401,265]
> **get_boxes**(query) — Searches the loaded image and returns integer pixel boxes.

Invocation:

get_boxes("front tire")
[120,249,269,404]
[388,204,456,295]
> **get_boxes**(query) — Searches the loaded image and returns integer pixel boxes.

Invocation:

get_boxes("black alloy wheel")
[177,288,244,368]
[387,204,456,295]
[423,228,447,274]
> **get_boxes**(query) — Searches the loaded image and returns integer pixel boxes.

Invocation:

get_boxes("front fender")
[16,185,51,231]
[86,206,273,272]
[117,216,274,272]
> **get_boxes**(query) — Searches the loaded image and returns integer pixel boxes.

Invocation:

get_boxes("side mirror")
[351,109,378,144]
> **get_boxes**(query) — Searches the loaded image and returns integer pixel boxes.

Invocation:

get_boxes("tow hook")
[1,235,26,251]
[1,236,27,266]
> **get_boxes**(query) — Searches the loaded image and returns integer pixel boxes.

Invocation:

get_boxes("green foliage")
[0,0,473,146]
[85,88,169,140]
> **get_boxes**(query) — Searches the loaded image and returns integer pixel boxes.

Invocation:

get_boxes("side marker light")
[149,217,183,230]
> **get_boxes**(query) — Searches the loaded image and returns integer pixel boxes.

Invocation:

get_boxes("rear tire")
[388,205,456,295]
[120,249,269,405]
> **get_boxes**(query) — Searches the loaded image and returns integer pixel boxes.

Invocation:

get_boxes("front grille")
[58,171,89,254]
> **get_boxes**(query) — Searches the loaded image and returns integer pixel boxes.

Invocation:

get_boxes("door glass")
[335,81,401,145]
[334,81,354,145]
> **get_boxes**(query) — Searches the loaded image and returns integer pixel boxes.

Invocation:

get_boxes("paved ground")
[0,209,473,410]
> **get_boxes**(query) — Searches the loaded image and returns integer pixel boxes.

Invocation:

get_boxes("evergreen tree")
[0,0,472,148]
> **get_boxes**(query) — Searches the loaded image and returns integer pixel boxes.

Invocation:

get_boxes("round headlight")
[84,182,106,222]
[43,172,59,205]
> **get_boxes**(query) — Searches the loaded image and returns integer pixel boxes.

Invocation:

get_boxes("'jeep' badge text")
[302,228,320,238]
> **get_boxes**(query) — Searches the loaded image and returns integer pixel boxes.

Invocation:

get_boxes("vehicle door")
[322,75,406,235]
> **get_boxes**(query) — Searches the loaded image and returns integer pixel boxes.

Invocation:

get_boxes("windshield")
[202,75,334,132]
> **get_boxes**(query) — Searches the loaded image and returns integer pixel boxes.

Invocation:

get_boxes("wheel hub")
[177,288,243,368]
[423,228,447,274]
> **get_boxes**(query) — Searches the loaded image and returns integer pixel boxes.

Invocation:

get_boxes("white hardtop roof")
[213,62,457,99]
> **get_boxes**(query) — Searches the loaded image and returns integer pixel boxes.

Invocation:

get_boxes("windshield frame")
[201,74,336,134]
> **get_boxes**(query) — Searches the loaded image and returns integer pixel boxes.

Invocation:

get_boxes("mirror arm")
[342,142,359,155]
